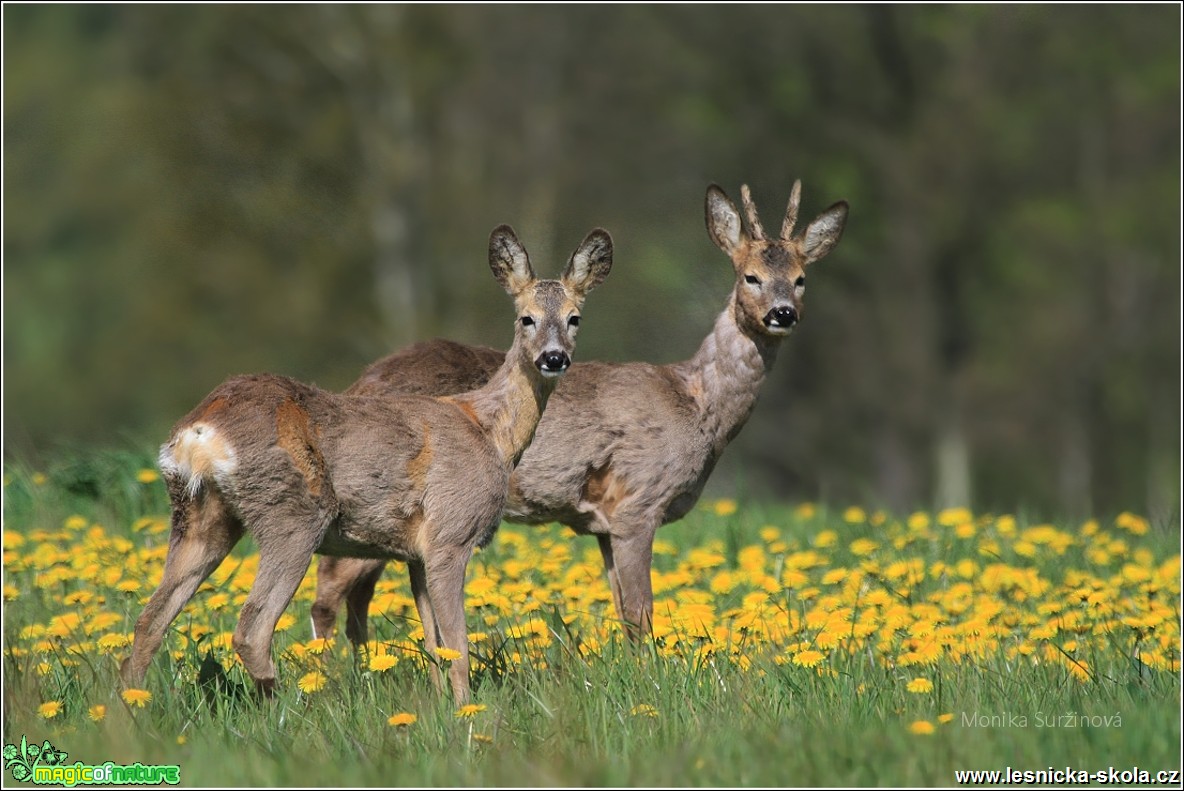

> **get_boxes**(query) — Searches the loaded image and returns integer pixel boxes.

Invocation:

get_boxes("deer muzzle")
[764,305,798,333]
[536,350,571,378]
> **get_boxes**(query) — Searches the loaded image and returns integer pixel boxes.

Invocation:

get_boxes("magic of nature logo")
[4,736,180,786]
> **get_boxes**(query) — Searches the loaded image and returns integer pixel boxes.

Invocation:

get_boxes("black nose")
[767,306,798,328]
[537,351,570,373]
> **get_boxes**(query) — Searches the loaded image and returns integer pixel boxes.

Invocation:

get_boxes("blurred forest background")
[3,5,1179,521]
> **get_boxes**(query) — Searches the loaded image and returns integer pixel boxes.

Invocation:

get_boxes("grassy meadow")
[2,451,1180,786]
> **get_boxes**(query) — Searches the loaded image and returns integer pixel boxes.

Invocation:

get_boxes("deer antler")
[781,179,802,240]
[739,184,765,240]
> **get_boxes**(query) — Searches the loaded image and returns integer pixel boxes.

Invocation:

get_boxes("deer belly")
[317,511,424,560]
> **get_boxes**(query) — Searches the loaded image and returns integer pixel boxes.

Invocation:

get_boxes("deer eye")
[795,276,805,287]
[744,274,761,285]
[568,316,581,327]
[520,316,535,327]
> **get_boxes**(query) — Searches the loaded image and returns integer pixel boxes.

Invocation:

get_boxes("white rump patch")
[164,422,237,498]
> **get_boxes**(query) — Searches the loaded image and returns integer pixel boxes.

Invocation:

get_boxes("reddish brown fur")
[405,424,433,488]
[199,397,230,420]
[582,464,630,521]
[275,399,328,498]
[450,400,482,428]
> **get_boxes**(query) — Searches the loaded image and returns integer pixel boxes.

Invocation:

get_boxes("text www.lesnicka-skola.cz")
[955,767,1180,785]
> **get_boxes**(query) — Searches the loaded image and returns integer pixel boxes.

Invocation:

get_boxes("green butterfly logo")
[4,736,69,781]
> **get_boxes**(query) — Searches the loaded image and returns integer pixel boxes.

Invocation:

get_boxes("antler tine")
[739,184,766,240]
[781,179,802,240]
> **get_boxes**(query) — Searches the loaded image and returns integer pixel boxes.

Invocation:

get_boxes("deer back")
[348,339,504,399]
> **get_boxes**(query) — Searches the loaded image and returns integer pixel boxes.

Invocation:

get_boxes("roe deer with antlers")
[120,225,612,701]
[314,182,846,642]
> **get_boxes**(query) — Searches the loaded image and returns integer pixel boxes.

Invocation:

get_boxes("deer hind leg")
[122,491,243,687]
[603,528,656,642]
[424,546,475,703]
[344,559,387,646]
[596,534,626,630]
[310,556,384,643]
[232,514,328,696]
[310,556,349,640]
[408,558,444,693]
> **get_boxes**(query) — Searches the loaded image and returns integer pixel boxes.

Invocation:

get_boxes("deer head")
[705,181,848,337]
[489,224,613,378]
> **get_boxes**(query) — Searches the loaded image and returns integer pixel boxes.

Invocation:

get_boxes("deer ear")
[705,185,744,256]
[489,225,535,294]
[563,228,613,298]
[801,202,848,265]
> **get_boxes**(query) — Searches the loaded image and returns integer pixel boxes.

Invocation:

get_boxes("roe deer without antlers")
[120,225,612,702]
[313,182,848,642]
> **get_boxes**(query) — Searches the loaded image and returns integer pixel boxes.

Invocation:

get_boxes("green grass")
[2,450,1180,786]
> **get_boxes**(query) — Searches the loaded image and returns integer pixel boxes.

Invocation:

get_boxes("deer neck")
[443,338,554,470]
[673,293,781,454]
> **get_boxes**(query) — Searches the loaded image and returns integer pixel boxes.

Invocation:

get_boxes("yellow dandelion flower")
[370,654,397,672]
[849,538,878,556]
[1120,563,1152,585]
[843,506,867,524]
[96,633,131,654]
[205,593,230,610]
[792,649,825,668]
[136,469,160,484]
[304,637,333,655]
[713,499,738,517]
[937,507,973,526]
[652,539,678,555]
[32,472,47,486]
[710,570,738,595]
[88,704,107,722]
[687,548,727,569]
[1114,512,1148,535]
[938,713,955,724]
[821,568,848,585]
[297,672,328,694]
[782,569,809,589]
[115,580,142,593]
[1065,661,1091,683]
[818,623,851,648]
[455,704,487,718]
[388,712,418,727]
[1030,623,1057,640]
[908,720,935,735]
[39,701,63,719]
[795,502,817,519]
[906,678,933,694]
[64,515,89,530]
[121,689,152,708]
[812,530,838,548]
[436,647,462,662]
[1087,548,1112,566]
[630,703,659,718]
[2,585,18,601]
